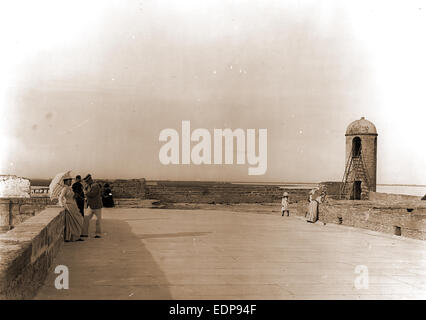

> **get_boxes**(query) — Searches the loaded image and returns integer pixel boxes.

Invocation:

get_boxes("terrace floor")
[35,206,426,299]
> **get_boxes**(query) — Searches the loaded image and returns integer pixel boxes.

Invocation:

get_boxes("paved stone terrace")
[35,207,426,299]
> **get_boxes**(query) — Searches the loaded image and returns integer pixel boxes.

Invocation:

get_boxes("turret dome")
[345,117,377,136]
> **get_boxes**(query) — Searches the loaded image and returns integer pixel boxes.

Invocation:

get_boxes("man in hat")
[72,175,85,217]
[81,174,103,238]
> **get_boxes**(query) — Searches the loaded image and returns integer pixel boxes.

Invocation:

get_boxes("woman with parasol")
[50,171,84,242]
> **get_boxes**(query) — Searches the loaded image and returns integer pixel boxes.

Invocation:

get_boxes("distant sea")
[233,182,426,197]
[30,179,426,197]
[376,185,426,197]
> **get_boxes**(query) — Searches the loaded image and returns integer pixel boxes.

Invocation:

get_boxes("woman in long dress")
[306,189,326,223]
[59,177,84,242]
[306,196,320,223]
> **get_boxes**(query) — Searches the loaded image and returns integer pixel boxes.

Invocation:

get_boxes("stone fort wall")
[0,207,64,299]
[94,179,146,198]
[90,179,313,203]
[0,197,56,232]
[144,181,312,204]
[292,199,426,240]
[2,180,314,230]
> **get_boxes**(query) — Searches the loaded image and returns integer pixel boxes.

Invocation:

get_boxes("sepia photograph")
[0,0,425,306]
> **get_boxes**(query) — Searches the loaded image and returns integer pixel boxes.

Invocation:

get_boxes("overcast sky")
[0,0,425,184]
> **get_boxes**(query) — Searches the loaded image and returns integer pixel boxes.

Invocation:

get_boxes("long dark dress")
[72,181,85,216]
[102,187,115,207]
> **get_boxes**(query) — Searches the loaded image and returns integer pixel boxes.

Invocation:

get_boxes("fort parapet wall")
[144,181,312,204]
[0,207,64,299]
[0,198,55,232]
[293,199,426,240]
[95,179,146,199]
[92,179,313,203]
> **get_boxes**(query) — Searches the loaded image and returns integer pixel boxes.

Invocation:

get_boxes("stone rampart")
[0,207,64,299]
[293,199,426,240]
[144,181,312,204]
[0,197,55,232]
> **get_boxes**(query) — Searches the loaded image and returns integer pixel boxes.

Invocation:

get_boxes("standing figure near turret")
[306,188,326,223]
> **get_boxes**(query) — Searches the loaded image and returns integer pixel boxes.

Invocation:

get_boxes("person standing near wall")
[72,175,85,217]
[81,174,103,238]
[59,175,84,242]
[281,192,289,216]
[305,189,315,218]
[306,188,326,223]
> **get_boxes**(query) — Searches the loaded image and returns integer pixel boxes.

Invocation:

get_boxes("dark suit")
[72,181,85,216]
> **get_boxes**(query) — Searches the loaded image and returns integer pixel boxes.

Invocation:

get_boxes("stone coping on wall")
[0,197,56,232]
[0,206,64,299]
[296,199,426,240]
[323,199,426,209]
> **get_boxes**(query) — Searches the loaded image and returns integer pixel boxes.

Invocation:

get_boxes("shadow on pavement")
[34,219,172,299]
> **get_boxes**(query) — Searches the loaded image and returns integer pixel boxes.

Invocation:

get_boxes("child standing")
[281,192,289,216]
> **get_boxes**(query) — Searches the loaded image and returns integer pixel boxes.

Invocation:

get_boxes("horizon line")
[23,176,426,187]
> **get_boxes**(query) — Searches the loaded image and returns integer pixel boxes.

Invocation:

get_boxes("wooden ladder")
[339,146,371,199]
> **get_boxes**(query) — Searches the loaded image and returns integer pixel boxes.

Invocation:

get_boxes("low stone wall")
[319,181,343,199]
[0,197,55,232]
[0,207,64,299]
[368,192,420,201]
[293,199,426,240]
[145,181,311,204]
[31,178,316,203]
[95,179,146,198]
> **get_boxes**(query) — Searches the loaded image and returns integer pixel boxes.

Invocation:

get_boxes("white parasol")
[49,170,72,200]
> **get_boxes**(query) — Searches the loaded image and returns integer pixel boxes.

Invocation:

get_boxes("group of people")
[280,187,327,223]
[58,173,115,242]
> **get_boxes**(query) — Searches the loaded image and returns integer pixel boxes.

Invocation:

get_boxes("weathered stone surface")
[0,197,54,230]
[0,199,11,232]
[95,179,146,199]
[91,179,315,203]
[145,181,312,204]
[293,199,426,240]
[0,208,64,300]
[19,205,36,215]
[345,117,377,135]
[0,175,30,198]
